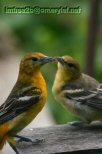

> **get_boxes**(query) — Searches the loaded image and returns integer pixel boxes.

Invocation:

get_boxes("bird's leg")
[68,120,90,127]
[8,142,20,154]
[15,135,42,145]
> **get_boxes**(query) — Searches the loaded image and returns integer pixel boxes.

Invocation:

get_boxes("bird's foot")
[15,135,43,145]
[68,121,89,127]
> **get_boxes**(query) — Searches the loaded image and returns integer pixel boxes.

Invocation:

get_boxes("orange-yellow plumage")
[0,52,57,153]
[0,124,10,149]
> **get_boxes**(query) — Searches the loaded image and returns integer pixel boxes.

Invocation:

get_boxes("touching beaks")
[39,56,57,65]
[39,56,64,65]
[55,57,65,64]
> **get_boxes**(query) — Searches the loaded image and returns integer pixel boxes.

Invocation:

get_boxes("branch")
[85,0,100,76]
[17,122,102,154]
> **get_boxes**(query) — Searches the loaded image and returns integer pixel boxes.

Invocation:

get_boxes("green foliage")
[0,0,102,123]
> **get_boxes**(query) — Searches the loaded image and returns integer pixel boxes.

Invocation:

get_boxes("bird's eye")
[68,63,76,68]
[32,57,38,61]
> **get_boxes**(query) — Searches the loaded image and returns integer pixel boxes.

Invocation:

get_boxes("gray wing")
[0,86,42,124]
[63,84,102,109]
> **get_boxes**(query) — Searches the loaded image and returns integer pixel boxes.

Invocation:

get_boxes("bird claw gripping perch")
[15,135,43,145]
[68,121,90,127]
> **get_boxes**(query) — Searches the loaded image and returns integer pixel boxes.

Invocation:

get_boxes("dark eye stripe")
[68,63,75,68]
[26,57,38,61]
[64,61,76,68]
[31,57,38,61]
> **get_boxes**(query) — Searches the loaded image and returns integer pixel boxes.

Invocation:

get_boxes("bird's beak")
[55,57,65,65]
[39,56,57,65]
[39,56,64,65]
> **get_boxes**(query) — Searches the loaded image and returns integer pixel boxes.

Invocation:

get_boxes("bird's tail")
[0,124,10,150]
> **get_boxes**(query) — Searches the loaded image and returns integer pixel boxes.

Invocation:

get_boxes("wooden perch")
[17,122,102,154]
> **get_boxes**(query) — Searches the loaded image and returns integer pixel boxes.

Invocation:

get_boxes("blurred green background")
[0,0,102,124]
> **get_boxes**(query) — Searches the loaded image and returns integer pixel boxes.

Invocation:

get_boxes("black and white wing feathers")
[0,86,42,124]
[63,84,102,109]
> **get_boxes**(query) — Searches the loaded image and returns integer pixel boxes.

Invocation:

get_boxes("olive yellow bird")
[52,55,102,126]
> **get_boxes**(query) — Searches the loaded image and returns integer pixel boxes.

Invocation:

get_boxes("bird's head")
[57,55,81,80]
[19,52,62,75]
